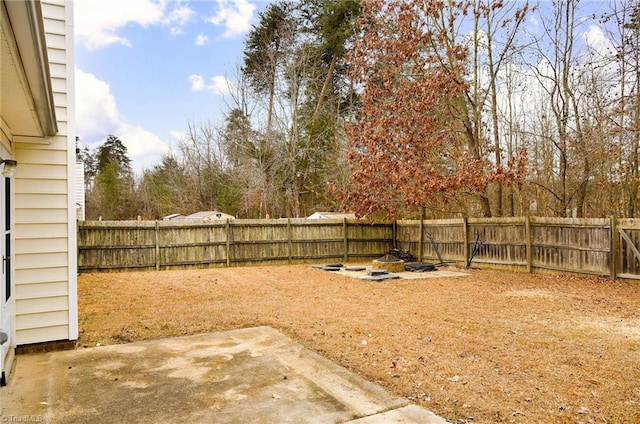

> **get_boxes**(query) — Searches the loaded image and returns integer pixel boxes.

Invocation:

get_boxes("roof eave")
[4,0,58,137]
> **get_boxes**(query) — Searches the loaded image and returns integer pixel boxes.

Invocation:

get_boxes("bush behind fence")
[77,217,640,279]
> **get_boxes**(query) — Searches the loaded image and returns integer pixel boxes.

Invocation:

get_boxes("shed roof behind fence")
[307,212,357,220]
[184,211,235,221]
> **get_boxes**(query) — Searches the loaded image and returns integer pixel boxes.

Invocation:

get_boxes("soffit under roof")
[1,0,57,144]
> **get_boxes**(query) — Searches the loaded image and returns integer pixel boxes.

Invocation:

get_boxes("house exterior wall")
[13,0,77,345]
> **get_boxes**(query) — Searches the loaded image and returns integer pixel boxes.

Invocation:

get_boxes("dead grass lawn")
[78,265,640,423]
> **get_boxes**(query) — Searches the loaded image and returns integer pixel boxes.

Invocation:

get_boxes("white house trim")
[63,0,77,341]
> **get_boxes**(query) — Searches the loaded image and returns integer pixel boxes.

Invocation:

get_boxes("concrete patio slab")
[0,326,448,423]
[348,405,449,423]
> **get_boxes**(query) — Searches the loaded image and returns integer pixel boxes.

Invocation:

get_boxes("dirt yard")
[78,264,640,423]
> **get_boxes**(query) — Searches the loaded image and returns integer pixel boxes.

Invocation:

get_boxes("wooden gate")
[616,219,640,280]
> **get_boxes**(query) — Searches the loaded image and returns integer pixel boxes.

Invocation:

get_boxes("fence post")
[392,220,397,250]
[225,219,231,267]
[525,215,532,273]
[462,217,469,266]
[343,218,348,263]
[155,220,160,271]
[418,218,424,262]
[287,218,292,264]
[610,216,617,279]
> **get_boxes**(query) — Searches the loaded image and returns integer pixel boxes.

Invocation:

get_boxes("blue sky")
[74,0,272,173]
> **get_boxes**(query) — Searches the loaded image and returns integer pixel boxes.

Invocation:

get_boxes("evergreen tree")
[97,135,132,178]
[91,135,135,220]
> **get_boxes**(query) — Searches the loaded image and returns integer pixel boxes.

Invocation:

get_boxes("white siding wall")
[14,0,77,345]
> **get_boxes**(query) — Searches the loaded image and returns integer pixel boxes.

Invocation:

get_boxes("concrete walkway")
[1,327,448,423]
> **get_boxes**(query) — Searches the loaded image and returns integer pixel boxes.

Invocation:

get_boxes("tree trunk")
[486,17,503,217]
[313,54,338,119]
[479,194,492,217]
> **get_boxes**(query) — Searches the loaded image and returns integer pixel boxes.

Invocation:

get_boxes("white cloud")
[165,2,194,27]
[170,131,187,141]
[117,124,171,161]
[75,69,121,136]
[208,75,234,94]
[189,74,205,91]
[74,0,194,50]
[188,74,233,94]
[208,0,256,38]
[169,27,184,36]
[583,24,613,54]
[166,2,195,36]
[195,34,209,46]
[76,68,171,171]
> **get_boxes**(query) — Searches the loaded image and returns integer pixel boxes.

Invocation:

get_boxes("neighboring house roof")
[307,212,357,220]
[162,213,184,221]
[184,211,235,221]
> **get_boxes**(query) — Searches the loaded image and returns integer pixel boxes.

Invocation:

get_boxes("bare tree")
[604,0,640,216]
[178,121,229,212]
[524,0,591,217]
[426,0,531,217]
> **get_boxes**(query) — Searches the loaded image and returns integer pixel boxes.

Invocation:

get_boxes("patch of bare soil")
[78,265,640,423]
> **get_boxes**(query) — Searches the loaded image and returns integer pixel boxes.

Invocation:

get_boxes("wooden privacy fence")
[395,217,613,276]
[78,219,393,272]
[78,217,640,279]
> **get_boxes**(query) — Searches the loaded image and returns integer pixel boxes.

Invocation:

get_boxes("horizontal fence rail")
[78,217,640,279]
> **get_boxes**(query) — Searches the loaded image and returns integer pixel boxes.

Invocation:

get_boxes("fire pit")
[371,253,405,273]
